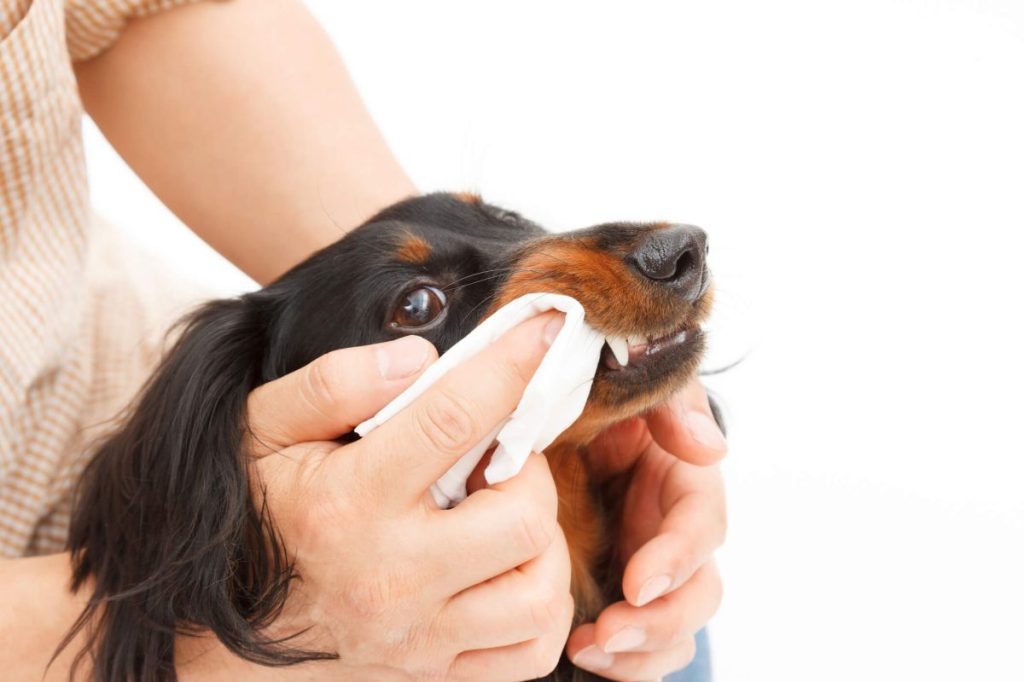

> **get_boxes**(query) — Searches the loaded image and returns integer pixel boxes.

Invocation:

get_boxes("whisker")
[459,268,556,319]
[444,269,553,302]
[443,266,517,290]
[700,353,748,376]
[442,270,516,294]
[522,244,574,268]
[567,375,598,395]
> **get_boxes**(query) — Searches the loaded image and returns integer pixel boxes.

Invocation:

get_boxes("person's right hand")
[207,312,572,682]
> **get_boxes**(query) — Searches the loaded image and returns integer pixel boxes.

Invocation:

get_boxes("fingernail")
[377,336,432,380]
[636,574,672,606]
[685,411,727,451]
[571,645,614,671]
[542,314,565,346]
[603,626,646,653]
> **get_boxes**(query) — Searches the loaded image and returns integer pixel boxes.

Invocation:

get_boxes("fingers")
[592,563,722,655]
[438,513,572,651]
[245,335,437,456]
[583,416,652,482]
[622,461,726,607]
[567,622,698,681]
[645,379,727,466]
[566,450,725,680]
[447,588,574,682]
[349,312,563,506]
[422,453,559,596]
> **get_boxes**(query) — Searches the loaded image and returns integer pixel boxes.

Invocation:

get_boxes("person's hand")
[181,313,573,681]
[566,381,727,680]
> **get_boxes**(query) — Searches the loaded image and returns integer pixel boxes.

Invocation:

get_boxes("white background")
[85,1,1024,680]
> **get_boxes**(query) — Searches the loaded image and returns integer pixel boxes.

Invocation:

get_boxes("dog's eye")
[390,286,447,329]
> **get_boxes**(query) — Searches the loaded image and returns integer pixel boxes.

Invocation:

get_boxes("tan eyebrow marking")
[454,191,482,205]
[396,232,432,264]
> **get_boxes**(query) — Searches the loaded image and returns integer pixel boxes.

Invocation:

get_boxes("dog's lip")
[600,323,700,372]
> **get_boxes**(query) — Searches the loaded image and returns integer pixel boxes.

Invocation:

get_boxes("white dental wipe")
[354,293,604,508]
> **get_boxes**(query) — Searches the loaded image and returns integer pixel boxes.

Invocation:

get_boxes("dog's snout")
[628,225,708,297]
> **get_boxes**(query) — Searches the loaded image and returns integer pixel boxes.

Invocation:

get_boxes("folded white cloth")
[355,293,605,508]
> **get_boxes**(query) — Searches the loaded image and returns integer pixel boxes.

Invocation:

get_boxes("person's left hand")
[566,380,728,680]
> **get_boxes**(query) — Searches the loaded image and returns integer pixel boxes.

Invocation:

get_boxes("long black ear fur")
[59,297,332,681]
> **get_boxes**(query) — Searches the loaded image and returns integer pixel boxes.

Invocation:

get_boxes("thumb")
[645,379,727,466]
[245,335,437,456]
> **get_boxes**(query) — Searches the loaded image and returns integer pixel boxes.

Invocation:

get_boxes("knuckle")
[525,584,563,635]
[417,389,479,455]
[304,350,348,416]
[244,403,282,456]
[526,454,558,511]
[496,351,534,393]
[669,534,702,577]
[513,508,555,558]
[675,635,698,670]
[528,636,564,678]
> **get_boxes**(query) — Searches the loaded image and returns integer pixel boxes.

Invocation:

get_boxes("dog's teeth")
[627,335,646,348]
[606,336,630,367]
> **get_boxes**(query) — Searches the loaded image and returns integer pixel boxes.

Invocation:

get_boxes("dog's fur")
[60,193,715,681]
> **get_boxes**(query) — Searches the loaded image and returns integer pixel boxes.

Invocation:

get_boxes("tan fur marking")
[478,230,715,638]
[396,232,432,264]
[454,191,482,204]
[546,442,607,621]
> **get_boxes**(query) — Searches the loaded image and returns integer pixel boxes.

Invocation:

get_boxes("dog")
[61,192,716,681]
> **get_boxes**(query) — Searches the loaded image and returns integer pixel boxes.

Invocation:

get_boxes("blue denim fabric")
[663,628,711,682]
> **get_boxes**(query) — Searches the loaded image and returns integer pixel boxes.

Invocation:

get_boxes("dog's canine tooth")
[606,335,630,367]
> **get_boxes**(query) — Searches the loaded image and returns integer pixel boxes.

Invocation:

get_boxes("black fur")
[62,193,707,681]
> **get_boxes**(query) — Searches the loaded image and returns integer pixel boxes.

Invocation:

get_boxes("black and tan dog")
[63,193,715,681]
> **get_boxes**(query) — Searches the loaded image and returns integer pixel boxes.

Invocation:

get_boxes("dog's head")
[64,192,713,680]
[266,192,713,439]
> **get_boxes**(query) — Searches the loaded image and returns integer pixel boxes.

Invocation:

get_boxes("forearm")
[0,554,336,681]
[0,554,89,680]
[74,0,416,284]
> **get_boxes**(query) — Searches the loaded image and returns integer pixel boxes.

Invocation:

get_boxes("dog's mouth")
[597,321,704,382]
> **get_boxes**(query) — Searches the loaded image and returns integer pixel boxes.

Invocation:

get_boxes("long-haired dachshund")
[62,192,716,681]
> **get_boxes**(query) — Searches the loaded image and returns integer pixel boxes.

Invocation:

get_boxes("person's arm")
[0,315,571,681]
[74,0,415,285]
[0,554,89,681]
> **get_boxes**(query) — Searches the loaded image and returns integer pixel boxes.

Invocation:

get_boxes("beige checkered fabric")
[1,0,204,557]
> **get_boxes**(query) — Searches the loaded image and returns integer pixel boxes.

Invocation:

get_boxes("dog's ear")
[59,297,331,681]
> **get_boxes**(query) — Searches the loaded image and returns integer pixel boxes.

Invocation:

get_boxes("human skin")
[0,375,726,681]
[0,0,728,679]
[567,384,727,679]
[73,0,417,285]
[1,314,575,680]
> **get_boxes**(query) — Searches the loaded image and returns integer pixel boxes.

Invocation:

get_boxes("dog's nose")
[628,224,708,297]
